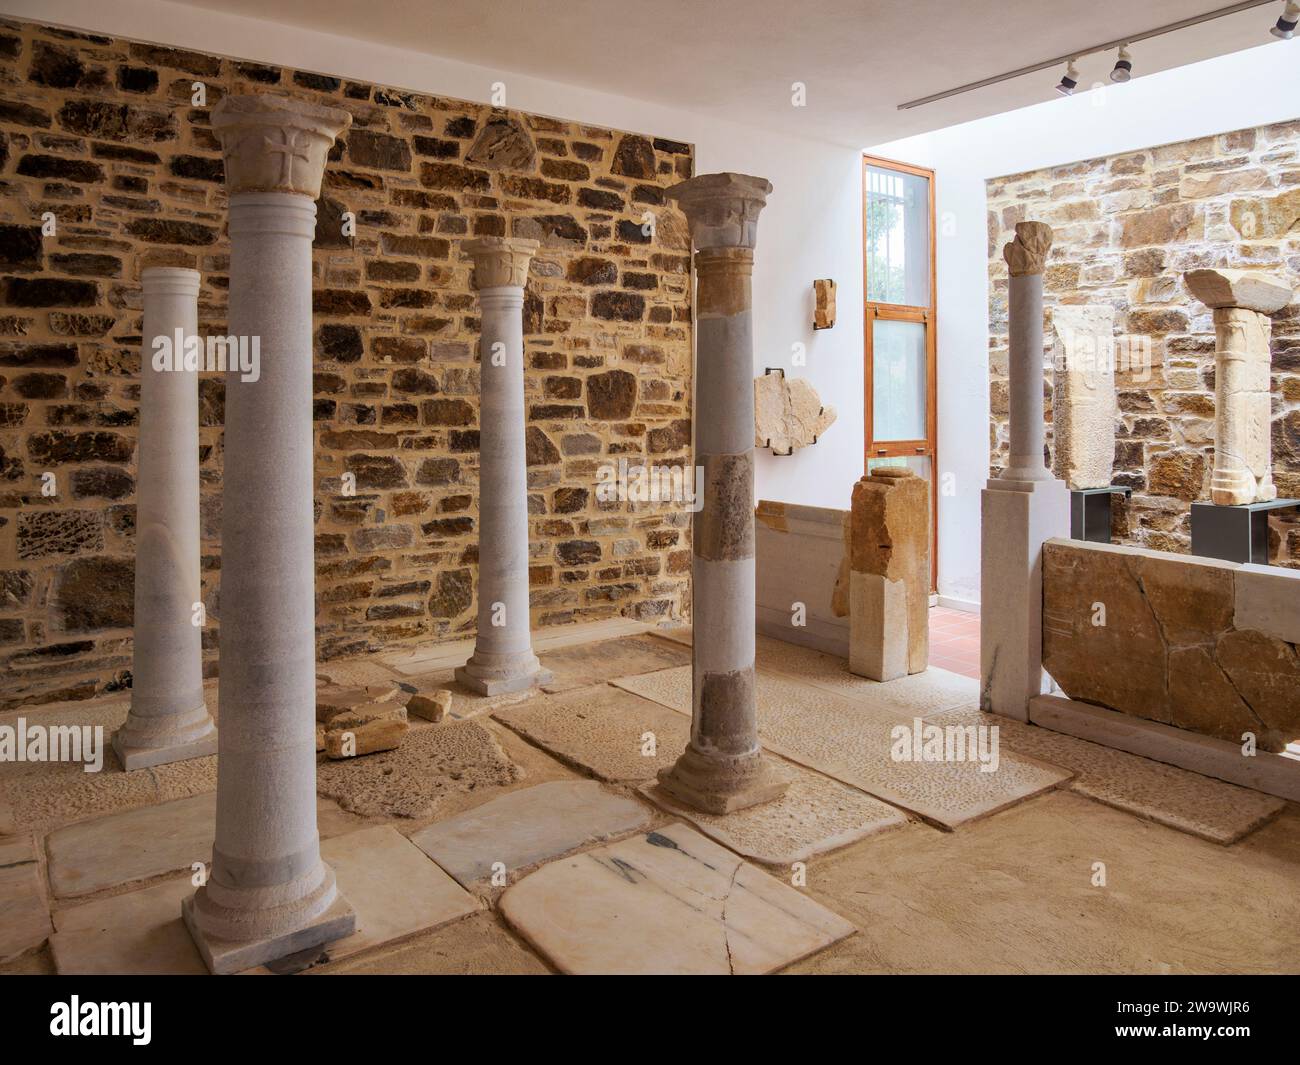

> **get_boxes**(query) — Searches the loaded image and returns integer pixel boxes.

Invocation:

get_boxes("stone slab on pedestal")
[980,477,1069,721]
[499,822,855,975]
[47,792,216,899]
[640,760,906,866]
[494,684,689,783]
[0,835,51,962]
[1051,304,1117,490]
[410,780,652,887]
[848,468,929,681]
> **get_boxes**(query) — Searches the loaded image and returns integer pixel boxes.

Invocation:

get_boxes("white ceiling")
[166,0,1288,146]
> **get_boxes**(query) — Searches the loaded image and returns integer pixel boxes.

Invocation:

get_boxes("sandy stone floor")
[1,619,1296,975]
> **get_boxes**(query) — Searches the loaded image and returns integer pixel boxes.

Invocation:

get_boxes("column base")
[111,711,217,771]
[182,889,355,975]
[455,650,551,695]
[656,744,789,814]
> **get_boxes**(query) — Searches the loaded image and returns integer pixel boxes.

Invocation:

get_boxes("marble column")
[657,173,788,814]
[1184,269,1293,505]
[455,237,552,695]
[113,266,218,770]
[183,95,354,974]
[981,221,1069,722]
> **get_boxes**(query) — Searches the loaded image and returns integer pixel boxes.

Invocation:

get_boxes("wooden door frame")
[862,153,938,591]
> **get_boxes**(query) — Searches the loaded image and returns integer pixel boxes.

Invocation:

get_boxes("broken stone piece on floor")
[408,689,453,722]
[1051,304,1117,490]
[849,467,929,680]
[316,682,407,724]
[324,709,408,759]
[754,371,836,455]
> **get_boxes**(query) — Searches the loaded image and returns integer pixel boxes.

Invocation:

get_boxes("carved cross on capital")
[462,237,540,289]
[212,94,351,199]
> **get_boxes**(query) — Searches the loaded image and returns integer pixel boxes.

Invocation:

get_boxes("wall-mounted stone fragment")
[754,370,836,455]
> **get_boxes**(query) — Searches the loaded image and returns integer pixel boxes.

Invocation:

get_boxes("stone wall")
[0,17,696,710]
[986,120,1300,563]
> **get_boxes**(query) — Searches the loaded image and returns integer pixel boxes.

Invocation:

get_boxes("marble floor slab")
[927,707,1285,844]
[47,792,216,899]
[49,876,205,975]
[499,822,855,974]
[411,780,653,887]
[494,684,689,783]
[0,834,52,961]
[615,667,1071,829]
[538,634,690,694]
[309,912,549,975]
[321,825,479,961]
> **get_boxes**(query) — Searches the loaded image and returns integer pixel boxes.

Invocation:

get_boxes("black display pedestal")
[1190,498,1300,565]
[1069,486,1132,543]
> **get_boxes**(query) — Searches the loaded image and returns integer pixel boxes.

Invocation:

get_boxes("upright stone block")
[454,237,551,696]
[1051,304,1116,490]
[112,265,217,770]
[848,468,929,681]
[657,173,788,815]
[982,221,1070,721]
[1184,269,1293,506]
[183,94,355,974]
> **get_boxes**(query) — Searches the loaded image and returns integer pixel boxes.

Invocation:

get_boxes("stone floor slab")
[410,780,653,887]
[928,707,1285,844]
[756,635,977,716]
[0,834,52,961]
[616,666,1070,829]
[50,876,206,975]
[499,822,854,974]
[321,825,479,961]
[640,762,907,866]
[315,719,521,819]
[47,792,216,899]
[538,634,690,694]
[309,912,550,975]
[494,684,688,783]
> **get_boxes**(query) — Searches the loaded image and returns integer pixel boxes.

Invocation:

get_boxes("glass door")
[863,156,937,590]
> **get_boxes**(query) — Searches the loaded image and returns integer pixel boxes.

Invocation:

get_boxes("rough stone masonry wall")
[0,17,696,710]
[986,119,1300,563]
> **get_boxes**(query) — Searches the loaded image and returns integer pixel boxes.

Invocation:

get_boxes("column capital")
[462,236,539,289]
[212,94,351,198]
[1002,221,1054,277]
[1184,268,1292,315]
[667,172,772,250]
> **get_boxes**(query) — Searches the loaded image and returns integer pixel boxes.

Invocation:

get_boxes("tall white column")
[455,237,552,696]
[183,95,354,974]
[1183,269,1292,505]
[981,221,1069,721]
[113,266,217,770]
[657,173,788,815]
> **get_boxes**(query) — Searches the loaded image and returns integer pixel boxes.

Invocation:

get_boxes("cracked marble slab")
[499,822,854,974]
[926,707,1285,844]
[615,666,1071,828]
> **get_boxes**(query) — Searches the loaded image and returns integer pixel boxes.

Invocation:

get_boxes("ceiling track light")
[898,0,1280,110]
[1055,59,1080,96]
[1110,44,1134,82]
[1272,0,1300,38]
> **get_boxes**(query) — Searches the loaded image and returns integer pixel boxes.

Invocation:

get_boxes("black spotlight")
[1110,45,1133,83]
[1055,60,1080,96]
[1272,1,1300,39]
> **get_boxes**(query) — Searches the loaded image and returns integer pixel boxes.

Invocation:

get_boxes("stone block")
[1050,304,1116,490]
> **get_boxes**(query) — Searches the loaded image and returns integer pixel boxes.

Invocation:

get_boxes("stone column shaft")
[455,238,550,696]
[113,267,217,770]
[1184,269,1292,506]
[657,173,787,815]
[183,95,354,974]
[981,221,1069,721]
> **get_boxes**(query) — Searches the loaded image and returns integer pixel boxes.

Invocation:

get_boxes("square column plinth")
[980,477,1069,721]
